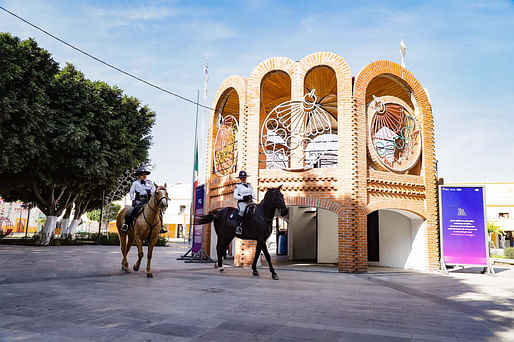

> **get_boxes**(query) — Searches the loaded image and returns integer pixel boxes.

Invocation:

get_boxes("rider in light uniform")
[121,167,167,233]
[234,170,254,235]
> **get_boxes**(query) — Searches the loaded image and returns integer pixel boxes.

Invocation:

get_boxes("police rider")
[121,167,167,234]
[234,170,254,235]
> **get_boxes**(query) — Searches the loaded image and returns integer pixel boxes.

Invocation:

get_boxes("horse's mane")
[262,187,279,201]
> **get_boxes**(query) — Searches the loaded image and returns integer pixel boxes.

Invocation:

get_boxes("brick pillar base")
[234,238,257,267]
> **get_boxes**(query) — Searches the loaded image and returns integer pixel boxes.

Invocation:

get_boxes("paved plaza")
[0,244,513,342]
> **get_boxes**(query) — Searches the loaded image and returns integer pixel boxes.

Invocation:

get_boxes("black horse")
[194,186,288,280]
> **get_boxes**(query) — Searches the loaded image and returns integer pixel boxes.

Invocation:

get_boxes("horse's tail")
[194,209,220,225]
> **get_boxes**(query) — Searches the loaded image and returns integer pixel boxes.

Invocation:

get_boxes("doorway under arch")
[367,209,426,271]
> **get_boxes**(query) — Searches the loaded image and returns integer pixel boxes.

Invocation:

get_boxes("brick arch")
[284,195,345,216]
[363,200,427,220]
[247,57,297,93]
[245,57,297,191]
[353,60,435,177]
[297,51,352,94]
[206,75,248,177]
[211,75,248,111]
[353,60,439,271]
[353,60,430,108]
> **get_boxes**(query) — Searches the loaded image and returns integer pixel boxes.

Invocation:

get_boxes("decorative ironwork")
[260,89,336,170]
[368,96,421,172]
[213,114,238,176]
[102,162,150,230]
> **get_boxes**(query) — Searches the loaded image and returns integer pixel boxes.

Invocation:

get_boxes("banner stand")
[177,248,193,261]
[185,223,214,263]
[182,184,214,264]
[439,185,495,275]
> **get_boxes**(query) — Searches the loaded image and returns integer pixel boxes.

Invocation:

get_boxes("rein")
[258,191,281,224]
[143,192,166,231]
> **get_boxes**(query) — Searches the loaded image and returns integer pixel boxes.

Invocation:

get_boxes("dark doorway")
[367,211,379,262]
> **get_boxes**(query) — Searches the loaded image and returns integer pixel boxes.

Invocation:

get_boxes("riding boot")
[121,207,134,233]
[235,216,243,235]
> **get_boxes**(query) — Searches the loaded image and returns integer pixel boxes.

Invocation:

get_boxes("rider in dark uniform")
[121,167,167,234]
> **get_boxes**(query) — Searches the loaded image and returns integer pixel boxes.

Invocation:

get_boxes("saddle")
[127,205,144,228]
[244,203,257,219]
[229,203,257,228]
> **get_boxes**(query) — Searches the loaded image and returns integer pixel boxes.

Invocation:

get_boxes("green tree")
[87,203,121,222]
[0,34,155,244]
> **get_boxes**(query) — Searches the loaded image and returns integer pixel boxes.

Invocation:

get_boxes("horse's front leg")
[216,243,225,272]
[146,232,159,278]
[119,232,129,272]
[260,240,278,280]
[252,242,262,276]
[133,233,144,272]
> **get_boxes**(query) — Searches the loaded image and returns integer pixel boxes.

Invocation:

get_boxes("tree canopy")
[0,33,155,220]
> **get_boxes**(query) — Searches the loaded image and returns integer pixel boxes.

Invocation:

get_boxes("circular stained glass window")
[367,96,421,172]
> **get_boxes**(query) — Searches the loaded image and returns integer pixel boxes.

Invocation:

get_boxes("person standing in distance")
[233,170,255,235]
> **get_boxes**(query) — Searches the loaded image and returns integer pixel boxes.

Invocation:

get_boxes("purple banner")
[440,186,487,265]
[192,184,205,253]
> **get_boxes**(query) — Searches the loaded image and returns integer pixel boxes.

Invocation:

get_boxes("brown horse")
[116,183,168,278]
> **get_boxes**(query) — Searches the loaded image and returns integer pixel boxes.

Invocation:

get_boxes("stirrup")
[235,226,242,235]
[120,224,129,233]
[159,227,168,234]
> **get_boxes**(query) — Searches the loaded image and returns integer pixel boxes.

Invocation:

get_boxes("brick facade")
[205,52,438,272]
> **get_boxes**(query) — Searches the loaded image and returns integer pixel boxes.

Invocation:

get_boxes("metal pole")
[18,207,23,233]
[188,90,200,245]
[97,191,105,242]
[25,204,31,237]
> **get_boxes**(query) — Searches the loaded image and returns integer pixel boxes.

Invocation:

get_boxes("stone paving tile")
[111,331,192,342]
[142,322,204,338]
[272,325,344,340]
[339,331,411,341]
[196,327,269,342]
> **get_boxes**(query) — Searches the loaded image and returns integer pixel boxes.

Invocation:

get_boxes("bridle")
[144,188,169,230]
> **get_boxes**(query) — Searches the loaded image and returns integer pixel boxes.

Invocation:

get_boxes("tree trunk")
[61,218,70,237]
[60,205,73,237]
[68,219,80,236]
[40,216,58,245]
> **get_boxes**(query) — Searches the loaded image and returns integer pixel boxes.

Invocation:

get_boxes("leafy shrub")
[505,248,514,259]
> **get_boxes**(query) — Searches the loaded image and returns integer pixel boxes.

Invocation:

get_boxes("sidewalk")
[0,245,513,341]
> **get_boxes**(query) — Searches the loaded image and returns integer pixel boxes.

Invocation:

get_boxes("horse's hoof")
[253,271,259,276]
[272,274,279,280]
[147,273,153,278]
[133,265,139,272]
[214,263,218,269]
[122,267,130,273]
[219,267,224,273]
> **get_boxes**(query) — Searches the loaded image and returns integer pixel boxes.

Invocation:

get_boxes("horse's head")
[153,183,169,211]
[264,185,288,218]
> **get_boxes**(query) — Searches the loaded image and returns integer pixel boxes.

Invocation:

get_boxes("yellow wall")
[106,221,191,239]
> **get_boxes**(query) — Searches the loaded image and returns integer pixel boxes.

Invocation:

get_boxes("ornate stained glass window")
[367,96,421,172]
[213,114,238,176]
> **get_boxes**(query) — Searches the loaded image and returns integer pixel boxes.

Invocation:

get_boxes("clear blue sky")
[1,0,513,184]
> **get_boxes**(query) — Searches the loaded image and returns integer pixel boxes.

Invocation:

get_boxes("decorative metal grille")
[260,90,336,170]
[102,162,149,228]
[368,96,421,172]
[213,114,238,176]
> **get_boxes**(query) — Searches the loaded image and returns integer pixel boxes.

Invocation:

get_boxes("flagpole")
[188,90,200,245]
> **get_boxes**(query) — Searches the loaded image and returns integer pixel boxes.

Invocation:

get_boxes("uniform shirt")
[130,179,155,201]
[234,182,255,202]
